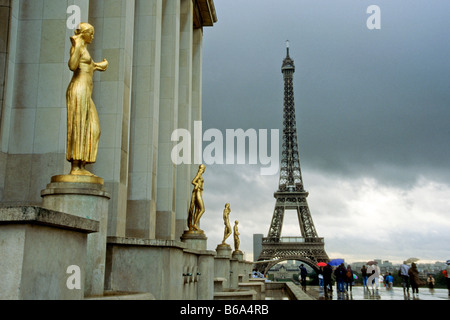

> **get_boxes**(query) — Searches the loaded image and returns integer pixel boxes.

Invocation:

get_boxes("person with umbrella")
[323,263,333,298]
[317,262,327,289]
[334,263,346,293]
[399,261,410,295]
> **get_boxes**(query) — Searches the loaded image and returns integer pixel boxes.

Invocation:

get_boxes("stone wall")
[0,0,252,301]
[0,0,217,243]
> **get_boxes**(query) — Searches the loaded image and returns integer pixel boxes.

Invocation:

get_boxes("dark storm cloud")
[202,0,450,187]
[198,1,450,262]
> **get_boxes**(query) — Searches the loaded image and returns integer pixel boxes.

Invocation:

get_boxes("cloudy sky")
[197,0,450,264]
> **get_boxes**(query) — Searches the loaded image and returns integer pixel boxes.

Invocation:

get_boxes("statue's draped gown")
[66,43,100,164]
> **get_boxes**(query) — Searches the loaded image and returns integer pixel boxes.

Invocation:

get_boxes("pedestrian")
[334,263,346,293]
[361,265,368,288]
[318,266,324,289]
[399,261,410,294]
[383,272,389,288]
[446,260,450,296]
[408,262,424,294]
[345,265,354,292]
[323,263,333,297]
[385,272,394,289]
[426,274,435,289]
[299,264,308,290]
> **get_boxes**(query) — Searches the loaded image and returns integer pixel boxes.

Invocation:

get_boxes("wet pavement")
[305,285,450,300]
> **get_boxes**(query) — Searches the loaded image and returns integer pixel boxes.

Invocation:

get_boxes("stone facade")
[0,0,258,300]
[0,0,216,241]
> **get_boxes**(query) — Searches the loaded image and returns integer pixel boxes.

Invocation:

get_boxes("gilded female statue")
[187,164,206,232]
[221,203,231,245]
[233,220,240,251]
[66,23,108,176]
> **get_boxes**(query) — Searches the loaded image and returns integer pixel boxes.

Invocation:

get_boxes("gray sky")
[198,0,450,264]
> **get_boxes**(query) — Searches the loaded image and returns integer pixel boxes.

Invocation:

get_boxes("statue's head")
[75,22,95,44]
[199,164,206,172]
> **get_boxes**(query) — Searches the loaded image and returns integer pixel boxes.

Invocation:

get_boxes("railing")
[262,237,324,244]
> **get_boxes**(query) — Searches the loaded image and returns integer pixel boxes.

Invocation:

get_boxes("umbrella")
[367,261,378,265]
[405,257,419,264]
[317,262,327,267]
[329,259,344,266]
[353,274,358,280]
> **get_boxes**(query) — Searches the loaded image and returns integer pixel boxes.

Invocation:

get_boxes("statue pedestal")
[214,244,232,289]
[181,230,207,251]
[41,175,110,297]
[0,206,99,300]
[230,250,245,289]
[232,250,244,261]
[216,243,232,259]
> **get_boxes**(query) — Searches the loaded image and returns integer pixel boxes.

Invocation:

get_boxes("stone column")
[197,251,215,300]
[126,0,162,239]
[0,0,11,154]
[0,1,11,199]
[88,0,135,239]
[41,177,110,297]
[0,0,90,205]
[156,0,180,240]
[190,27,203,177]
[175,0,194,241]
[231,250,244,289]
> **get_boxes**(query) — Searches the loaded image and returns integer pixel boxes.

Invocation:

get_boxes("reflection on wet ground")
[305,285,449,300]
[265,287,290,300]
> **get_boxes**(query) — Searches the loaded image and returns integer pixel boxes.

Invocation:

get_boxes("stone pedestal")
[180,230,207,251]
[232,250,244,261]
[41,176,110,297]
[214,244,232,289]
[216,244,232,258]
[0,206,99,300]
[231,250,245,288]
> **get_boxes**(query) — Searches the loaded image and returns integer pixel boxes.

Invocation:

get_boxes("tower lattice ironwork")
[256,42,329,273]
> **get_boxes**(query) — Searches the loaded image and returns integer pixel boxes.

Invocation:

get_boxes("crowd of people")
[252,259,450,299]
[313,259,450,298]
[316,263,357,297]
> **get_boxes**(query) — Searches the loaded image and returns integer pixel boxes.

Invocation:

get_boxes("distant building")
[253,234,263,261]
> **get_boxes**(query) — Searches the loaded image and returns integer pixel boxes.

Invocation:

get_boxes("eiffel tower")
[256,42,329,273]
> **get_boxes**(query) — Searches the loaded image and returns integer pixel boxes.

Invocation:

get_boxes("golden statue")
[66,22,108,177]
[221,203,232,245]
[233,220,240,251]
[187,164,206,232]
